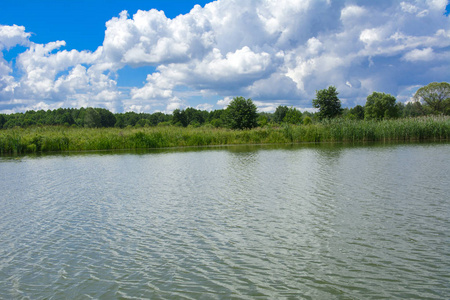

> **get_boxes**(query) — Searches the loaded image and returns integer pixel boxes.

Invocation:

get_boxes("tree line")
[1,82,448,130]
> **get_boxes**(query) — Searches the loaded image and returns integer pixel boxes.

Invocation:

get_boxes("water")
[1,143,449,299]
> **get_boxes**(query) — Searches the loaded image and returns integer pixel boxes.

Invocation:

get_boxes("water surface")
[1,143,449,299]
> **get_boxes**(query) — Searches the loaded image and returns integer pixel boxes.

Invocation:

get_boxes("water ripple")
[0,144,449,299]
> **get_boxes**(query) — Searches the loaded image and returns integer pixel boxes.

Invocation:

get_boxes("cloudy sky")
[1,0,449,114]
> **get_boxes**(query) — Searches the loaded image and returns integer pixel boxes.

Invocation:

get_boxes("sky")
[1,0,449,114]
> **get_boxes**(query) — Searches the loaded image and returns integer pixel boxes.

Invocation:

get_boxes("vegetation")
[225,97,258,129]
[312,86,343,120]
[1,116,448,154]
[413,82,450,115]
[1,82,449,154]
[364,92,399,120]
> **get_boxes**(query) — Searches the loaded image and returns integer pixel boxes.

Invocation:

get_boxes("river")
[0,142,449,299]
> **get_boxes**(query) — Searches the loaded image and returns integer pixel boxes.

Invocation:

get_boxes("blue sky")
[1,0,449,113]
[1,1,212,51]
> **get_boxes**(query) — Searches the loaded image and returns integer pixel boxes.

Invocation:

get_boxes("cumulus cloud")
[0,25,30,50]
[1,0,450,113]
[403,47,435,61]
[216,96,232,107]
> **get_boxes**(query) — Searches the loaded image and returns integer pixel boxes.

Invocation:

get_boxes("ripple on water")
[0,144,449,299]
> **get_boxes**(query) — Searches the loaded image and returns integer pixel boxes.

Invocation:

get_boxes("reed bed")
[1,116,449,154]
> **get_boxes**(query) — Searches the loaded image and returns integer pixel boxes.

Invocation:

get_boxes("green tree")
[349,105,365,120]
[95,108,116,127]
[114,115,125,128]
[283,107,302,124]
[149,112,171,126]
[413,82,450,115]
[172,109,187,127]
[312,86,343,120]
[364,92,399,120]
[135,119,149,127]
[257,114,269,127]
[185,107,205,126]
[402,101,425,117]
[226,97,258,129]
[302,116,312,125]
[84,107,102,128]
[0,114,6,129]
[273,105,289,123]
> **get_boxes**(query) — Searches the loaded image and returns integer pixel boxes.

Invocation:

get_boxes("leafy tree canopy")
[84,107,102,128]
[349,105,365,120]
[226,97,258,129]
[283,107,302,124]
[312,86,342,120]
[365,92,399,120]
[273,105,289,123]
[413,82,450,115]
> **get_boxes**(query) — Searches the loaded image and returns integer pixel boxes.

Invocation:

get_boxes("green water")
[1,143,449,299]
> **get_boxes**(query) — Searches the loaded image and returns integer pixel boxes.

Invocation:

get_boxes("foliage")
[348,105,365,120]
[413,82,450,115]
[0,82,448,132]
[303,116,312,125]
[84,108,102,128]
[364,92,399,120]
[172,107,208,127]
[1,116,448,154]
[273,105,289,123]
[172,109,187,127]
[0,114,5,128]
[402,101,425,118]
[96,108,116,127]
[283,107,302,124]
[312,86,343,120]
[257,114,269,127]
[225,97,258,130]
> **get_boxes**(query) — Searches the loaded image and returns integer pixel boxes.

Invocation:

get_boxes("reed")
[1,116,449,154]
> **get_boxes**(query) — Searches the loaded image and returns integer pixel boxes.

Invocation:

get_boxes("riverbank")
[1,116,449,154]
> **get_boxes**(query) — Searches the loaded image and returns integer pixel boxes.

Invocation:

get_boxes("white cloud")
[426,0,448,10]
[403,47,435,61]
[1,0,450,113]
[0,25,30,50]
[216,96,232,107]
[196,103,214,111]
[401,2,419,14]
[341,5,368,25]
[360,28,385,45]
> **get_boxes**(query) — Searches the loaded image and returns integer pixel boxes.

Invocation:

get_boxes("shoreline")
[1,116,449,155]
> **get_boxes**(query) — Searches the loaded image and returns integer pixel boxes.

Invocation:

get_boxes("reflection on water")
[0,142,449,299]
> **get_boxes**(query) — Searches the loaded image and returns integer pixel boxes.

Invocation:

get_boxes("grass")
[1,116,449,154]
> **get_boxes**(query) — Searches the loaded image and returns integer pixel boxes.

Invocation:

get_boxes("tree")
[226,97,258,129]
[413,82,450,115]
[257,114,269,127]
[402,101,425,117]
[364,92,399,120]
[84,107,102,128]
[184,107,205,126]
[283,107,302,124]
[95,108,116,127]
[349,105,365,120]
[273,105,289,123]
[312,86,343,120]
[0,114,6,129]
[208,109,226,127]
[172,109,187,127]
[114,115,125,128]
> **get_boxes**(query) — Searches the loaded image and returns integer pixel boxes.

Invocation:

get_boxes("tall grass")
[1,116,449,154]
